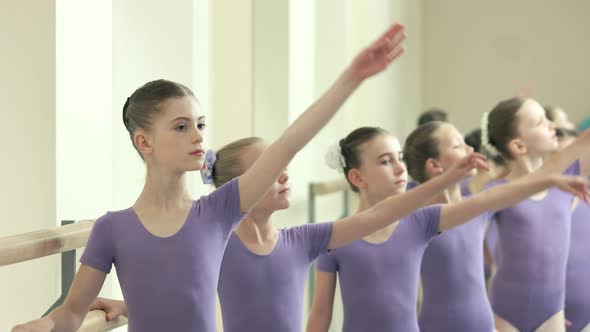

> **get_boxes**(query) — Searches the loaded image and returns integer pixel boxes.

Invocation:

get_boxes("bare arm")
[12,265,107,332]
[439,174,589,232]
[306,271,338,332]
[542,128,590,177]
[327,153,488,249]
[438,129,590,232]
[238,23,406,212]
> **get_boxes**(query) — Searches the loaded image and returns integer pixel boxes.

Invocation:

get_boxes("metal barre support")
[43,220,76,317]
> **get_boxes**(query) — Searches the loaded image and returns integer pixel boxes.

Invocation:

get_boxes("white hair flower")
[480,112,500,157]
[325,143,346,172]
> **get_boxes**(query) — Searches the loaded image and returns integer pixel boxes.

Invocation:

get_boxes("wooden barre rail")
[2,220,128,331]
[78,310,128,332]
[0,220,95,267]
[309,179,349,196]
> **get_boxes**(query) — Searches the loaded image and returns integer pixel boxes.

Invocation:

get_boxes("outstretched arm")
[238,23,406,212]
[541,128,590,177]
[327,153,488,249]
[439,174,589,232]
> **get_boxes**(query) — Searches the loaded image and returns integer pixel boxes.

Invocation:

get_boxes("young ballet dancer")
[11,23,410,332]
[483,97,590,332]
[555,129,590,332]
[305,124,589,332]
[566,187,590,332]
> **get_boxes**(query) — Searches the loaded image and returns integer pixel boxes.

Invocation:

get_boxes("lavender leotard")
[81,179,244,332]
[566,200,590,332]
[217,223,333,332]
[316,205,441,332]
[419,210,494,331]
[488,161,580,332]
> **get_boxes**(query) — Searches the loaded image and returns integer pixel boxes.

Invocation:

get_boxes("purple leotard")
[487,161,580,332]
[566,200,590,332]
[316,205,441,332]
[81,179,244,332]
[419,210,494,331]
[217,223,333,332]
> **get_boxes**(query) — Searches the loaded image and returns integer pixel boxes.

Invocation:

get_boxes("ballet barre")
[0,220,94,266]
[78,310,127,332]
[0,220,128,331]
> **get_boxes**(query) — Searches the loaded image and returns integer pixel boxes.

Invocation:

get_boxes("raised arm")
[238,23,406,212]
[327,153,488,249]
[306,271,338,332]
[12,265,107,332]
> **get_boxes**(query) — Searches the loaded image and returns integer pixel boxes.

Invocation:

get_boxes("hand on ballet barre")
[90,297,128,321]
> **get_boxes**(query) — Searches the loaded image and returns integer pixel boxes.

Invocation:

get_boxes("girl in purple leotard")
[482,97,590,332]
[566,197,590,332]
[556,128,590,332]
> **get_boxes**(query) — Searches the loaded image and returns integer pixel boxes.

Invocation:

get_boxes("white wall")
[423,0,590,133]
[0,1,57,329]
[253,0,289,141]
[55,0,120,328]
[56,0,113,223]
[210,0,255,147]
